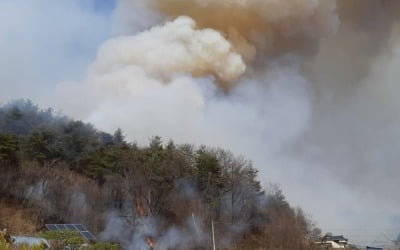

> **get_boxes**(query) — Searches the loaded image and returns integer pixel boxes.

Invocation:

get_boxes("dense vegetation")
[0,100,321,249]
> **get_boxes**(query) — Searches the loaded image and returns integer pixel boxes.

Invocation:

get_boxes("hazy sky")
[0,0,114,102]
[1,0,399,246]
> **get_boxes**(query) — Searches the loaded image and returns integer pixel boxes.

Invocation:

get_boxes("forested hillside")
[0,100,321,249]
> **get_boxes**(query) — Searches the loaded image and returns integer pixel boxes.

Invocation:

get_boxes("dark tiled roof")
[323,235,348,242]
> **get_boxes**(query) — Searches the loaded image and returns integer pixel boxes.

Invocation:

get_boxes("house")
[315,234,349,249]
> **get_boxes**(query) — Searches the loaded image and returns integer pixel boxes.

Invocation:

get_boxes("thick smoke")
[285,0,400,244]
[91,16,246,87]
[47,0,400,246]
[130,0,339,59]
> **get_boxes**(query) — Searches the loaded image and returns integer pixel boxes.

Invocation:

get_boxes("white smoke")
[56,58,310,154]
[101,211,208,249]
[91,16,246,86]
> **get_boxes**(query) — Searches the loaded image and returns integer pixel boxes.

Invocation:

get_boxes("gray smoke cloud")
[285,0,400,244]
[2,0,400,246]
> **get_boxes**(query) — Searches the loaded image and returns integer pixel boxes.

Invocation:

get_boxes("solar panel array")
[45,224,96,241]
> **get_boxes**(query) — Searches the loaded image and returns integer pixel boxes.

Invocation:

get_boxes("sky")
[0,0,114,102]
[1,0,400,246]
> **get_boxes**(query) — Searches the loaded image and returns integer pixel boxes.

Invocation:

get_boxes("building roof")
[323,235,348,242]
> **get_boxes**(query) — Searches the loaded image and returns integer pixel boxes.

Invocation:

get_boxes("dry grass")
[0,200,39,235]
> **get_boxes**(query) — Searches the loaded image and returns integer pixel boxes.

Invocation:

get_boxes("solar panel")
[45,224,58,231]
[80,231,96,240]
[45,224,96,241]
[65,224,78,231]
[73,224,87,231]
[56,224,67,230]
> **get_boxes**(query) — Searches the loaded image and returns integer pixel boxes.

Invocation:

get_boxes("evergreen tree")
[0,133,19,165]
[113,128,126,145]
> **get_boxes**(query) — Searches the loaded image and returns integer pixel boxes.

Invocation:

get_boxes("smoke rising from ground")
[101,212,209,250]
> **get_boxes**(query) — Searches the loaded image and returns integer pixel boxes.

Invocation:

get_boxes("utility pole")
[212,220,216,250]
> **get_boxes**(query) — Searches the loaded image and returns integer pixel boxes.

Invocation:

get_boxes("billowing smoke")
[17,0,400,246]
[120,0,339,60]
[91,16,246,87]
[141,0,400,68]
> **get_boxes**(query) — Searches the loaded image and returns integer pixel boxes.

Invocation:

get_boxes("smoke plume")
[91,16,246,87]
[127,0,339,60]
